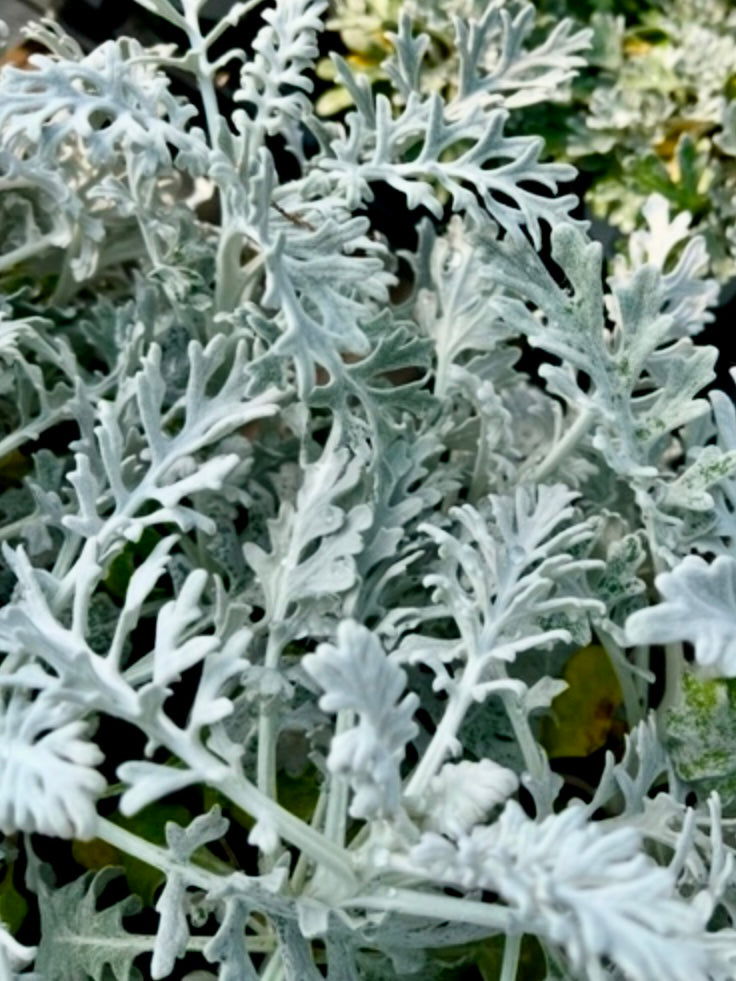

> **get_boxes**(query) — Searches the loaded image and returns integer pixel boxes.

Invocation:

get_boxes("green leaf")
[630,137,709,217]
[277,765,322,823]
[0,860,28,933]
[425,933,547,981]
[103,528,165,601]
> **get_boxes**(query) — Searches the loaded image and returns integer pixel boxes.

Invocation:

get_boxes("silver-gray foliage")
[1,1,736,979]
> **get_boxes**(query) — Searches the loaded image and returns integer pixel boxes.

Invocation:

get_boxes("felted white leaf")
[626,555,736,677]
[0,691,104,839]
[417,484,603,670]
[410,800,719,981]
[303,620,418,819]
[117,761,203,817]
[152,810,232,979]
[416,759,519,837]
[235,0,327,136]
[243,434,372,626]
[611,193,718,339]
[152,870,189,980]
[0,919,36,975]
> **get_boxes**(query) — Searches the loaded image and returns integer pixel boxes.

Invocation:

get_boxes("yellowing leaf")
[541,645,623,759]
[623,37,654,56]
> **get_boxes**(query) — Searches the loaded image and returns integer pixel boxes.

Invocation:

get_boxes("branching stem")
[528,407,595,483]
[500,932,522,981]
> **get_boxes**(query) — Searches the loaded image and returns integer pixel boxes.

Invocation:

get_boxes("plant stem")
[97,817,220,891]
[0,233,64,272]
[640,499,684,718]
[597,626,644,726]
[256,558,298,807]
[404,673,475,799]
[659,641,684,715]
[0,514,40,542]
[499,685,550,810]
[323,710,353,847]
[0,373,117,462]
[180,0,223,151]
[215,770,357,891]
[500,932,522,981]
[633,643,651,704]
[469,415,489,501]
[259,949,284,981]
[98,681,357,889]
[256,636,283,802]
[290,784,328,894]
[528,407,595,483]
[101,775,357,897]
[341,886,512,932]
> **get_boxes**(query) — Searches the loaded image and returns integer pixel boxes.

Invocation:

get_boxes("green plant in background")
[3,1,736,979]
[567,0,736,281]
[316,0,592,117]
[323,0,736,283]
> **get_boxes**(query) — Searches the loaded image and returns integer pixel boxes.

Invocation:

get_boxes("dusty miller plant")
[2,1,736,979]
